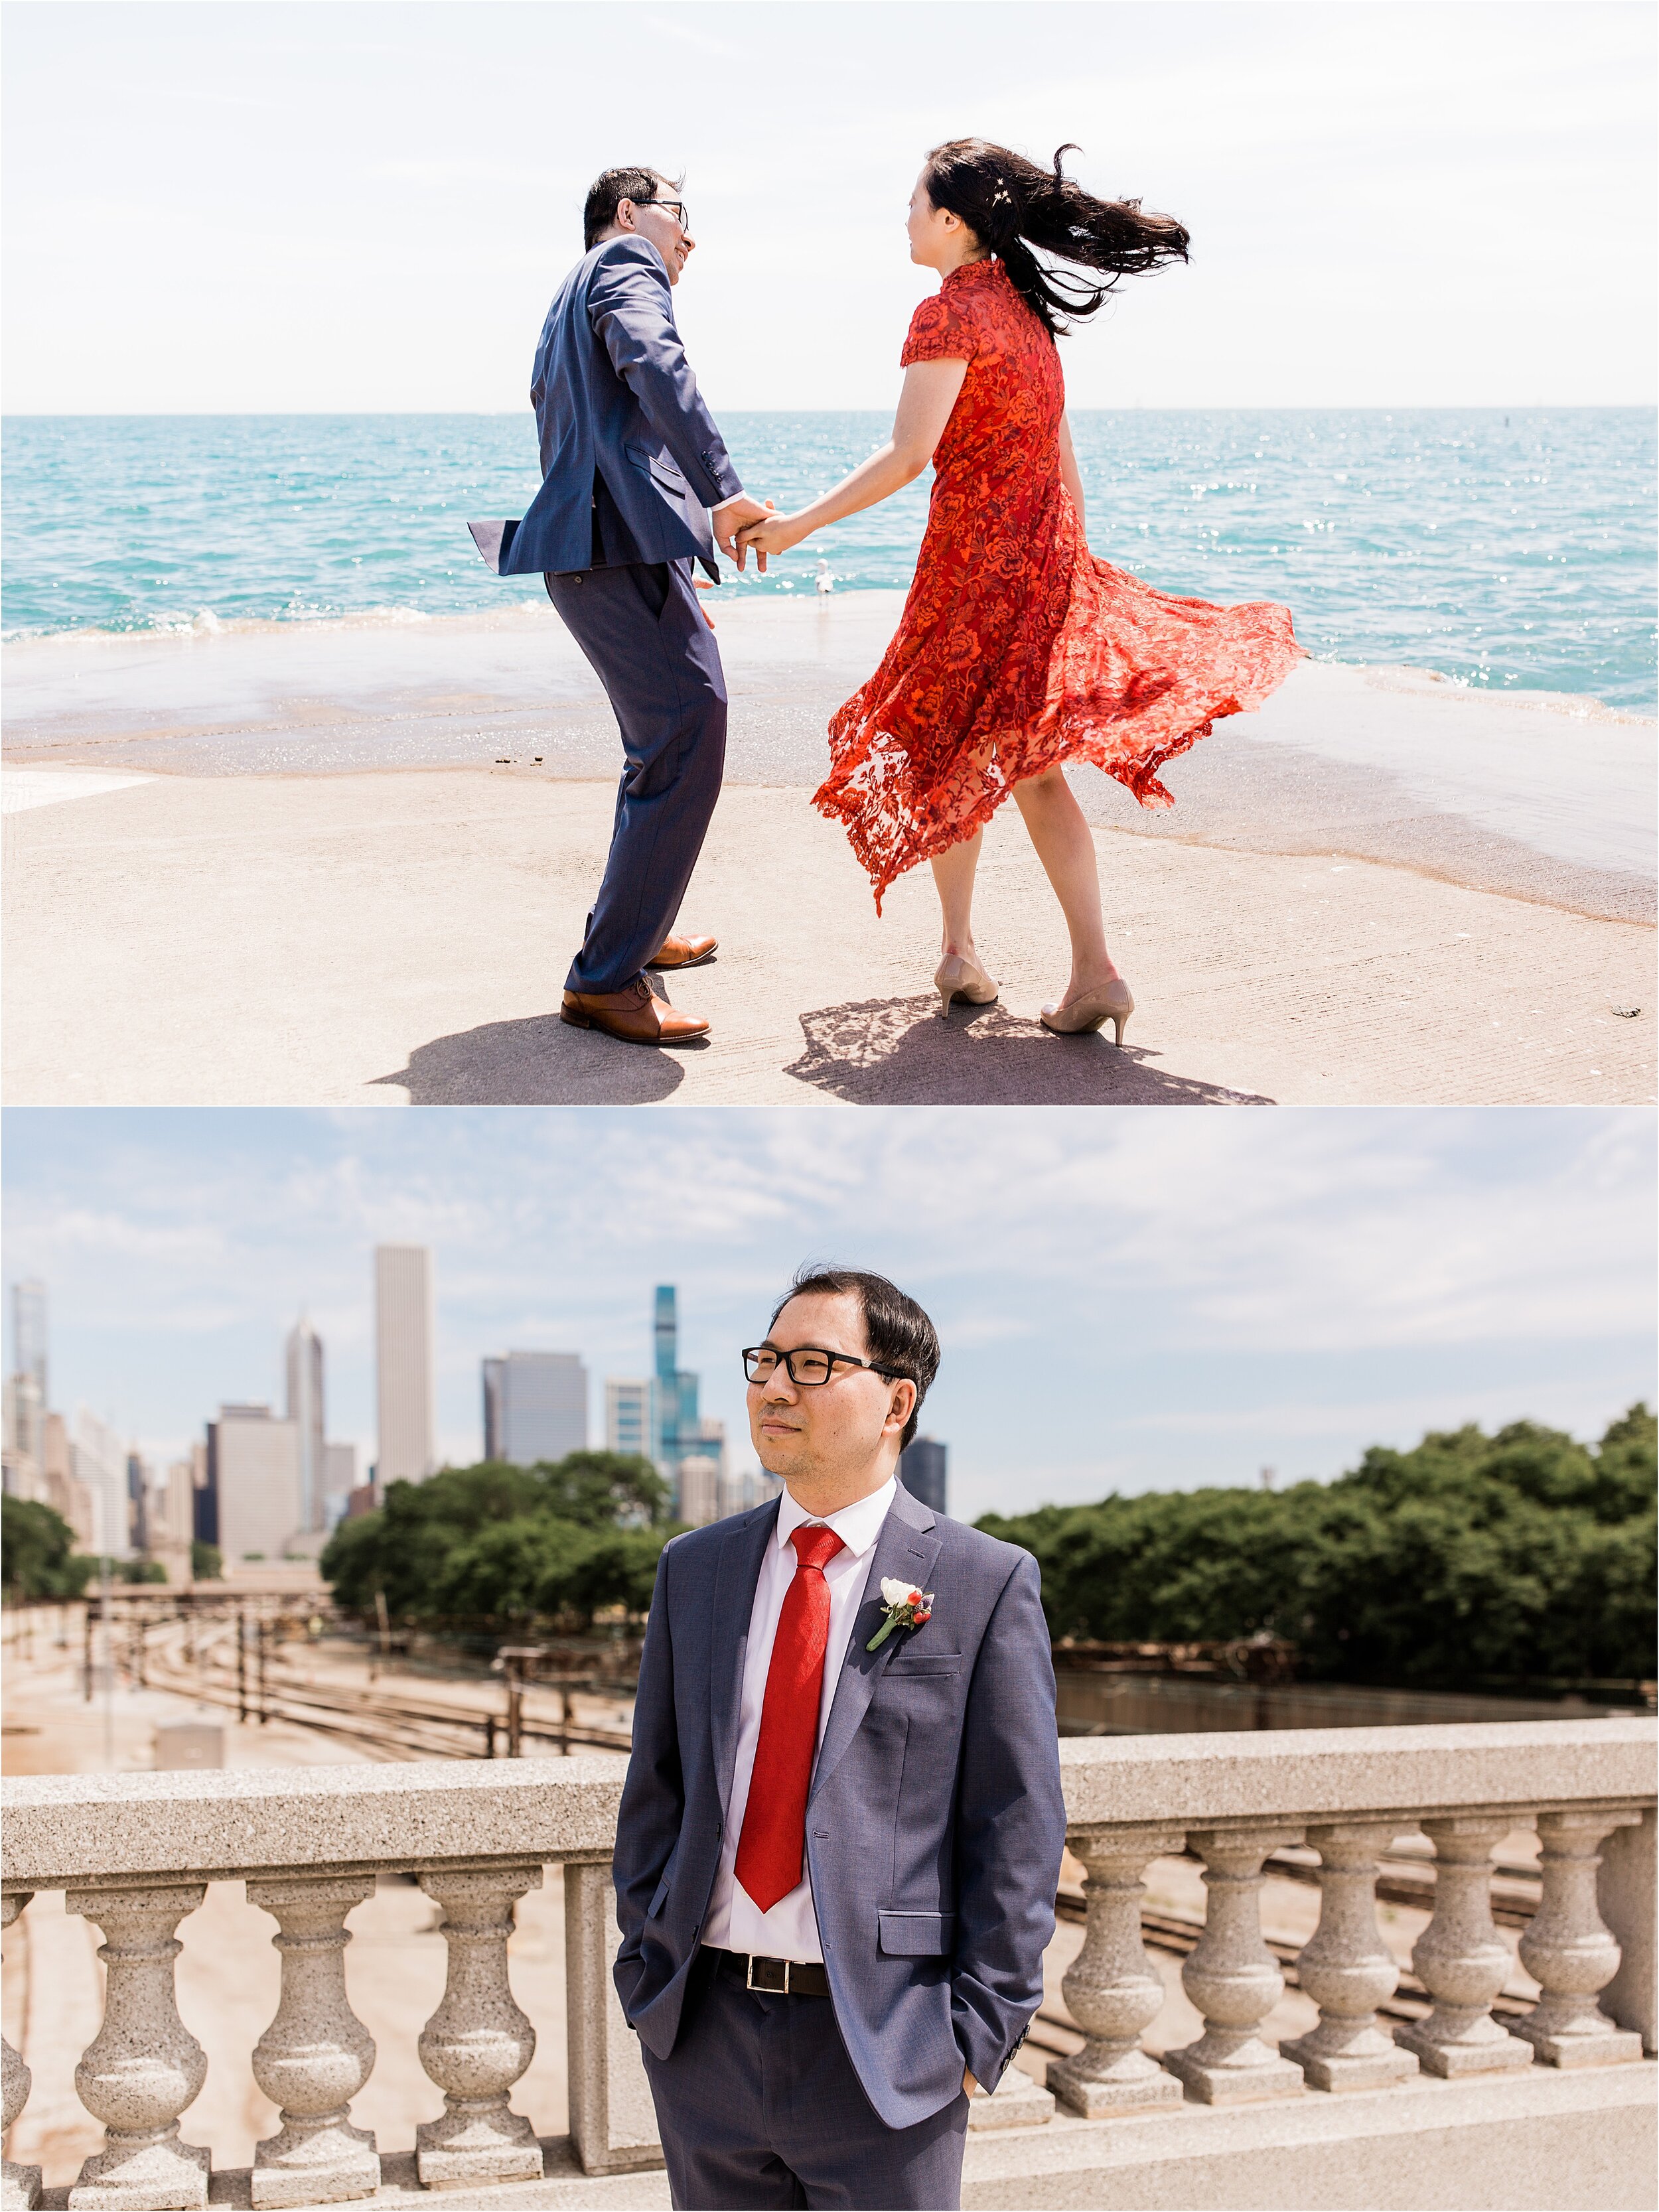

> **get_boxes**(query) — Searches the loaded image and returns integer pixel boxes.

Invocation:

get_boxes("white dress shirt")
[701,1475,898,1963]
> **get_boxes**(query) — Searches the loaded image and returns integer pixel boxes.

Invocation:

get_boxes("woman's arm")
[734,358,968,564]
[1058,411,1085,533]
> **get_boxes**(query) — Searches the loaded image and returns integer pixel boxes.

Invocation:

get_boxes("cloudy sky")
[4,1,1654,413]
[3,1106,1652,1523]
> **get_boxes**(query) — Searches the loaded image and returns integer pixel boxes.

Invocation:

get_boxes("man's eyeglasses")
[743,1345,908,1388]
[640,198,689,231]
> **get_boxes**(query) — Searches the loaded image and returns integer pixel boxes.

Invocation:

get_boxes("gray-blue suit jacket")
[489,236,745,585]
[613,1482,1066,2130]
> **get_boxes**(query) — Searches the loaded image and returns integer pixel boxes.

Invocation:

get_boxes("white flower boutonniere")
[867,1576,936,1652]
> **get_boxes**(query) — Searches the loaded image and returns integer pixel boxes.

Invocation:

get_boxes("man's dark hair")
[583,166,676,252]
[770,1265,940,1454]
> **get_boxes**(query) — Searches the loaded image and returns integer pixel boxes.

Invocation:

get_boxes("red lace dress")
[816,257,1303,908]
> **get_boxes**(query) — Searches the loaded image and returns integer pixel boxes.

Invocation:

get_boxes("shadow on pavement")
[372,1012,695,1103]
[784,996,1272,1106]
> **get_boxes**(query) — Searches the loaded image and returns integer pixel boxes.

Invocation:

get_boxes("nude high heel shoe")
[1040,977,1134,1044]
[934,952,999,1018]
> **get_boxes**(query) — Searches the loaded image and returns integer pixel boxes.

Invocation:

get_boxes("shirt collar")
[776,1474,897,1564]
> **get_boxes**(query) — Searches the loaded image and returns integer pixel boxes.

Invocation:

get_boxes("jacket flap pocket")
[647,1871,672,1919]
[878,1910,953,1957]
[624,443,687,492]
[883,1653,963,1677]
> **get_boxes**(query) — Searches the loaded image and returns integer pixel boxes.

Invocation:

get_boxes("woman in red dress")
[738,139,1302,1041]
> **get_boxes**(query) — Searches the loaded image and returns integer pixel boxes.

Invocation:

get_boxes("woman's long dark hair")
[923,139,1189,338]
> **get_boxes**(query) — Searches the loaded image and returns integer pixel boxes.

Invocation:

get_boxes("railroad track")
[146,1646,632,1763]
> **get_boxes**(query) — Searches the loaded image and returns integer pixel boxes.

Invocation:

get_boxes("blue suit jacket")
[612,1482,1066,2130]
[488,236,745,585]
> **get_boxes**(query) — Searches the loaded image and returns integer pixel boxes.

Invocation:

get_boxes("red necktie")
[734,1523,847,1913]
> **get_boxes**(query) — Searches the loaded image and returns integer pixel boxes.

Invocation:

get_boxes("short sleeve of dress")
[901,289,977,368]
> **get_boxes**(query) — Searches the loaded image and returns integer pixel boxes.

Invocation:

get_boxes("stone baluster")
[565,1862,664,2178]
[2,1895,42,2212]
[1161,1827,1306,2103]
[246,1874,380,2207]
[1280,1823,1418,2091]
[1047,1828,1187,2114]
[64,1883,211,2211]
[1599,1806,1657,2054]
[415,1866,544,2187]
[1514,1809,1645,2067]
[1394,1816,1534,2077]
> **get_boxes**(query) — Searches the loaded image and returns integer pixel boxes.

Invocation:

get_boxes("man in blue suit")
[613,1267,1066,2210]
[471,168,774,1046]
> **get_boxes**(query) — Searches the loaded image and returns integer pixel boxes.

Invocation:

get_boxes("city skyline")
[3,1106,1652,1527]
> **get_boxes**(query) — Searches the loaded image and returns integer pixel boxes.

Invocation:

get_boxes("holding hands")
[734,509,814,568]
[710,492,777,571]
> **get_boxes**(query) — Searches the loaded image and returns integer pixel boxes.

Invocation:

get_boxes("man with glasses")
[469,166,775,1046]
[612,1266,1065,2210]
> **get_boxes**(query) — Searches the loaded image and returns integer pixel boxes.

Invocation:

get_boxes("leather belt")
[707,1947,831,1997]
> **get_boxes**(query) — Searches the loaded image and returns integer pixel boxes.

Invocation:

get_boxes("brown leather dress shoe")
[561,979,709,1046]
[646,932,718,970]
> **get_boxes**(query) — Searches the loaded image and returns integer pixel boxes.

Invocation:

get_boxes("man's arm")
[587,241,744,513]
[613,1537,684,1969]
[950,1552,1066,2093]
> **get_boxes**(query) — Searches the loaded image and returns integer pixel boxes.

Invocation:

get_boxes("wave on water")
[2,408,1654,711]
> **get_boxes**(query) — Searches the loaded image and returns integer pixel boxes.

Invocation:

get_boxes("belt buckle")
[745,1954,789,1994]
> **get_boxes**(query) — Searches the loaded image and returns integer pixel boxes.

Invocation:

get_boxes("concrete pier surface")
[3,596,1652,1107]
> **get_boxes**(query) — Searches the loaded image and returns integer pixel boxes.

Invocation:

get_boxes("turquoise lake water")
[3,408,1654,711]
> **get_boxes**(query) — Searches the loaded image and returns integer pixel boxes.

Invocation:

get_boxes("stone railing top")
[1056,1716,1658,1829]
[1,1750,630,1890]
[2,1719,1652,1891]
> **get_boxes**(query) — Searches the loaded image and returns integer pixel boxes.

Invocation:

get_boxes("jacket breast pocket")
[878,1910,955,1957]
[883,1653,964,1679]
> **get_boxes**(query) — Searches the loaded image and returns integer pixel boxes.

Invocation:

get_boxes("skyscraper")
[899,1436,948,1517]
[208,1404,302,1562]
[605,1377,653,1460]
[323,1442,357,1523]
[3,1280,49,1496]
[12,1280,47,1405]
[652,1284,703,1488]
[482,1350,587,1465]
[375,1245,435,1486]
[71,1409,131,1558]
[285,1314,326,1534]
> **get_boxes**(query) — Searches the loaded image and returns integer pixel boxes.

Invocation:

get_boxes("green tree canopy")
[320,1451,679,1630]
[3,1497,94,1600]
[978,1407,1656,1689]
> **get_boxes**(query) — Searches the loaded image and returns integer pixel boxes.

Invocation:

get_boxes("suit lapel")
[810,1485,942,1807]
[708,1497,780,1819]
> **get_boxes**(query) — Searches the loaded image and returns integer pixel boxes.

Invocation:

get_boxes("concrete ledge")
[1057,1719,1658,1829]
[36,2068,1650,2211]
[0,1754,628,1888]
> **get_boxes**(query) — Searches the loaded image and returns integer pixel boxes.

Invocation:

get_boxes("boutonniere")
[867,1577,935,1652]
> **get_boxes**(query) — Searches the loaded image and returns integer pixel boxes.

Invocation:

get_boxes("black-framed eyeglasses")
[743,1344,907,1388]
[640,198,689,230]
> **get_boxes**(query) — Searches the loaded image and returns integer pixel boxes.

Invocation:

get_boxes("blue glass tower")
[653,1286,699,1480]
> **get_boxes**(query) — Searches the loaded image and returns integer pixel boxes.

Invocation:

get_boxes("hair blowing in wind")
[924,138,1190,337]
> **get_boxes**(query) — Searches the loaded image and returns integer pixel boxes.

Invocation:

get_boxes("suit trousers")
[544,557,727,995]
[641,1951,970,2211]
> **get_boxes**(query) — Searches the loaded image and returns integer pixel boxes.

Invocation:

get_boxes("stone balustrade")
[3,1719,1654,2211]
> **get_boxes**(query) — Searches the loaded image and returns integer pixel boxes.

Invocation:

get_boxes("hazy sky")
[4,1107,1652,1524]
[4,1,1654,413]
